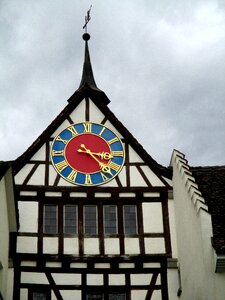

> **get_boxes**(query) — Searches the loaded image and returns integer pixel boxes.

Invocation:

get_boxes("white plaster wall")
[0,177,9,300]
[17,236,37,253]
[142,203,163,233]
[129,146,144,163]
[20,288,28,300]
[18,201,38,232]
[68,101,86,124]
[140,166,164,187]
[43,237,58,254]
[109,274,125,285]
[52,273,81,285]
[172,157,225,300]
[168,199,178,258]
[64,238,79,255]
[130,166,147,186]
[60,290,81,300]
[0,172,16,299]
[131,290,147,300]
[30,145,46,160]
[144,238,165,254]
[104,238,120,254]
[87,274,103,285]
[167,269,179,300]
[124,238,140,254]
[131,273,152,285]
[89,100,106,123]
[84,238,99,254]
[7,268,14,300]
[21,272,48,284]
[15,164,34,185]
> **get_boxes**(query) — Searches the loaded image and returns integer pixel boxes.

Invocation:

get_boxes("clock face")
[50,122,125,186]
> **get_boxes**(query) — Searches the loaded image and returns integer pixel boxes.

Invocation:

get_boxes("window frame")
[43,204,58,234]
[123,205,138,235]
[28,287,51,300]
[103,205,118,235]
[64,204,78,235]
[84,205,98,235]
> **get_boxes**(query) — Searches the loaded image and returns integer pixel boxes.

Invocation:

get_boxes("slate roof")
[191,166,225,254]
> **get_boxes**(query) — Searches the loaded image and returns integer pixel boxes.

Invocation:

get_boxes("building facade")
[10,33,179,300]
[1,32,225,300]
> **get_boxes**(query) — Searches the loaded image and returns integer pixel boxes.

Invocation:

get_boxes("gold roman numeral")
[99,126,106,136]
[100,172,109,181]
[111,151,124,157]
[83,123,92,133]
[67,126,78,137]
[108,161,120,172]
[55,160,68,172]
[85,174,92,185]
[52,150,64,156]
[56,136,68,145]
[108,137,119,145]
[67,170,77,181]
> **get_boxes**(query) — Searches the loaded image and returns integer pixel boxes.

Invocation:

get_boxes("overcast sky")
[1,0,225,167]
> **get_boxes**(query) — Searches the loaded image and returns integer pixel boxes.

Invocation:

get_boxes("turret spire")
[74,7,110,105]
[78,33,98,89]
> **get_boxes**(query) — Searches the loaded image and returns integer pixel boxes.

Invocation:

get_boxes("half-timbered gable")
[12,33,176,300]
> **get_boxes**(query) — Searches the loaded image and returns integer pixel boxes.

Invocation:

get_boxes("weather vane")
[83,5,92,32]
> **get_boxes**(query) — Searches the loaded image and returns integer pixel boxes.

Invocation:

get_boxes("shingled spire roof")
[74,33,110,105]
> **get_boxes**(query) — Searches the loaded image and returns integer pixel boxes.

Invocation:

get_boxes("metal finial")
[83,5,92,33]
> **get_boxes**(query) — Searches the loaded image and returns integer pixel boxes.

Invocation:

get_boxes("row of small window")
[33,291,125,300]
[44,204,137,235]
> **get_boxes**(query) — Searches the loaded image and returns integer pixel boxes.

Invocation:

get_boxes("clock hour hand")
[77,145,113,160]
[78,144,113,175]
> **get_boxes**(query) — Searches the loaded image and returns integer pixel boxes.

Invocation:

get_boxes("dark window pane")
[104,205,117,234]
[109,294,126,300]
[33,292,47,300]
[44,205,57,234]
[84,205,97,235]
[86,294,103,300]
[64,205,77,234]
[123,205,137,235]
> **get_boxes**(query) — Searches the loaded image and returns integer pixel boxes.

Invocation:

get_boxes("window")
[33,292,47,300]
[123,205,137,235]
[86,293,126,300]
[44,204,57,234]
[43,204,138,236]
[109,294,126,300]
[64,204,77,234]
[104,205,117,234]
[86,294,102,300]
[84,205,97,235]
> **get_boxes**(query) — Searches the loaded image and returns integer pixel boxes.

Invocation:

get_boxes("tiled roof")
[191,166,225,254]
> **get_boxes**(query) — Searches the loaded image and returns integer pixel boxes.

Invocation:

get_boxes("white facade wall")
[0,168,16,300]
[0,176,9,299]
[171,150,225,300]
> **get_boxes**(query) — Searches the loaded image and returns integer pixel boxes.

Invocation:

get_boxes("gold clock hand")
[78,144,113,175]
[77,149,113,160]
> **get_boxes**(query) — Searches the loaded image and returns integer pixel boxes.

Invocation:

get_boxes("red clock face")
[51,122,125,186]
[65,134,110,173]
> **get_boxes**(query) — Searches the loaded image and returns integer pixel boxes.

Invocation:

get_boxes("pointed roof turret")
[74,33,110,105]
[79,33,97,89]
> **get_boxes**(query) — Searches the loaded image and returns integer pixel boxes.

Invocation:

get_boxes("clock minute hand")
[77,149,113,160]
[78,144,113,175]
